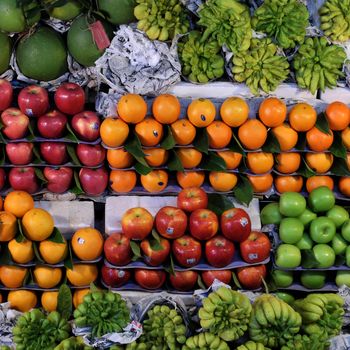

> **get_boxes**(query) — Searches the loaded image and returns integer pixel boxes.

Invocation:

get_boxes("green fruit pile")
[134,0,190,41]
[252,0,309,49]
[54,336,93,350]
[320,0,350,42]
[182,333,229,350]
[178,31,225,83]
[293,37,346,94]
[231,38,289,95]
[237,341,270,350]
[199,286,252,342]
[13,309,71,350]
[73,291,130,338]
[280,334,329,350]
[126,304,187,350]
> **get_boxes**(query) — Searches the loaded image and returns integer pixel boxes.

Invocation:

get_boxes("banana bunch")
[293,36,346,94]
[178,31,225,83]
[252,0,309,49]
[320,0,350,42]
[249,294,302,348]
[182,332,229,350]
[54,336,93,350]
[293,293,344,340]
[237,341,270,350]
[232,38,290,95]
[198,287,252,342]
[280,334,329,350]
[134,0,190,41]
[126,304,187,350]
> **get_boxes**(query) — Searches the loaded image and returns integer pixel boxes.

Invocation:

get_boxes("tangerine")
[187,98,216,127]
[107,149,134,169]
[339,177,350,197]
[0,211,17,241]
[22,208,54,241]
[209,172,238,192]
[39,239,68,264]
[171,119,196,145]
[176,148,203,168]
[0,265,27,288]
[220,97,249,127]
[8,290,37,312]
[135,117,163,147]
[275,153,301,174]
[100,118,129,147]
[306,127,334,152]
[41,291,59,312]
[152,94,181,124]
[176,171,205,188]
[258,97,287,127]
[144,148,169,167]
[4,191,34,218]
[73,288,90,308]
[246,152,274,174]
[272,123,298,151]
[33,266,62,289]
[305,153,334,173]
[71,228,104,261]
[289,103,317,131]
[8,239,34,264]
[342,127,350,150]
[117,94,147,124]
[238,119,267,150]
[66,264,98,287]
[206,121,232,149]
[306,176,334,193]
[275,175,303,193]
[325,101,350,130]
[141,170,168,193]
[109,170,137,193]
[247,174,274,193]
[216,151,242,169]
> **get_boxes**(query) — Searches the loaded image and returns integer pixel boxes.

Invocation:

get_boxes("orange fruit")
[0,293,2,303]
[306,127,334,152]
[22,208,54,241]
[346,153,350,170]
[176,171,205,188]
[0,197,3,211]
[220,97,249,127]
[272,123,298,151]
[152,94,181,124]
[107,149,134,169]
[209,172,238,192]
[39,239,68,264]
[66,264,98,287]
[109,170,137,193]
[176,148,202,168]
[33,266,62,289]
[247,174,274,193]
[170,119,196,145]
[117,94,147,124]
[4,191,34,218]
[275,153,301,174]
[144,148,169,167]
[289,103,317,131]
[306,176,334,193]
[238,119,267,150]
[216,151,242,169]
[339,177,350,197]
[100,118,129,147]
[71,228,104,261]
[275,175,303,193]
[135,117,163,147]
[259,97,287,127]
[0,265,27,288]
[0,211,17,241]
[246,152,274,174]
[206,121,233,149]
[41,291,59,312]
[326,101,350,130]
[73,288,90,308]
[8,290,37,312]
[8,239,34,264]
[141,170,168,193]
[305,153,334,174]
[342,127,350,150]
[187,98,216,127]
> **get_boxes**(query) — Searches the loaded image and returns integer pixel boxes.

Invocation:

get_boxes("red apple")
[54,82,85,115]
[221,208,251,242]
[205,235,235,268]
[121,207,154,240]
[76,144,106,167]
[1,108,29,139]
[40,142,68,165]
[140,238,170,266]
[172,235,202,267]
[190,209,218,241]
[104,233,133,266]
[71,111,100,141]
[79,167,108,196]
[169,270,198,291]
[44,167,73,193]
[0,168,5,191]
[0,79,13,111]
[240,231,271,264]
[134,269,166,290]
[236,264,267,290]
[155,206,187,240]
[202,270,232,288]
[101,265,131,288]
[18,85,49,117]
[6,142,33,165]
[9,167,39,193]
[177,187,208,212]
[37,110,67,139]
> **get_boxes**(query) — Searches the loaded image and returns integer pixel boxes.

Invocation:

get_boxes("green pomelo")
[98,0,136,24]
[0,33,11,74]
[16,27,68,81]
[67,15,113,67]
[49,0,82,21]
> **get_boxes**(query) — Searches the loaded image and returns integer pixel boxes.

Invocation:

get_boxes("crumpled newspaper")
[95,91,119,117]
[330,335,350,350]
[0,302,22,347]
[179,0,203,14]
[43,17,71,33]
[95,25,181,96]
[0,69,14,81]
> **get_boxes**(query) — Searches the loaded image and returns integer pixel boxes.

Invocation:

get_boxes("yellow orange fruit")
[4,191,34,218]
[39,239,68,264]
[0,265,27,288]
[176,148,202,169]
[246,152,274,174]
[144,148,169,167]
[271,123,298,151]
[206,121,233,149]
[135,118,163,147]
[220,97,249,127]
[107,149,134,169]
[140,170,168,193]
[216,151,242,169]
[73,288,90,308]
[71,228,104,261]
[152,94,181,124]
[66,264,98,287]
[209,172,238,192]
[100,118,129,147]
[22,208,54,241]
[238,119,267,150]
[0,211,17,242]
[170,119,196,145]
[41,291,59,312]
[8,290,37,312]
[305,153,334,174]
[33,266,62,289]
[8,239,34,264]
[187,99,216,127]
[275,153,301,174]
[109,170,137,193]
[117,94,147,124]
[176,171,205,188]
[289,103,317,131]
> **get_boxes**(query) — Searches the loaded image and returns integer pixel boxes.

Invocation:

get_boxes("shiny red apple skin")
[18,85,49,117]
[9,167,39,193]
[221,208,252,242]
[205,235,235,268]
[121,207,154,241]
[0,79,13,111]
[101,265,131,288]
[236,264,267,290]
[54,82,85,115]
[1,108,29,139]
[76,144,106,167]
[202,270,232,288]
[40,142,68,165]
[104,233,132,266]
[169,270,198,291]
[134,269,166,290]
[189,209,219,241]
[71,111,100,141]
[79,167,108,196]
[155,206,188,240]
[43,167,73,193]
[240,231,271,264]
[141,237,170,266]
[37,110,67,139]
[6,142,33,165]
[177,187,208,212]
[172,235,202,267]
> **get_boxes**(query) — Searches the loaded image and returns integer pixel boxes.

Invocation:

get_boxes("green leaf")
[65,123,79,143]
[64,243,73,270]
[330,158,350,176]
[71,171,84,195]
[168,150,184,171]
[315,113,331,135]
[33,242,45,264]
[295,133,306,151]
[0,245,14,265]
[151,229,161,243]
[200,151,227,171]
[0,146,5,166]
[335,254,346,266]
[197,274,206,290]
[301,249,319,268]
[125,133,152,172]
[207,194,234,215]
[130,241,141,258]
[232,271,242,289]
[48,227,65,243]
[329,132,347,159]
[33,145,43,163]
[57,284,72,321]
[26,121,36,142]
[67,144,82,166]
[160,125,176,150]
[16,219,26,243]
[298,158,316,178]
[262,131,281,153]
[24,269,34,286]
[149,239,164,251]
[35,168,48,184]
[229,134,244,155]
[134,161,153,175]
[233,175,253,206]
[194,128,209,154]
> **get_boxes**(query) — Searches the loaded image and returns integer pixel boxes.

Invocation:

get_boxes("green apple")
[346,246,350,267]
[297,208,317,227]
[271,270,294,288]
[275,244,301,268]
[308,186,335,213]
[335,271,350,287]
[274,292,295,305]
[313,244,335,268]
[310,216,336,243]
[326,205,349,228]
[279,192,306,217]
[341,219,350,242]
[261,202,283,225]
[332,233,348,255]
[300,271,326,289]
[296,233,313,250]
[279,218,304,244]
